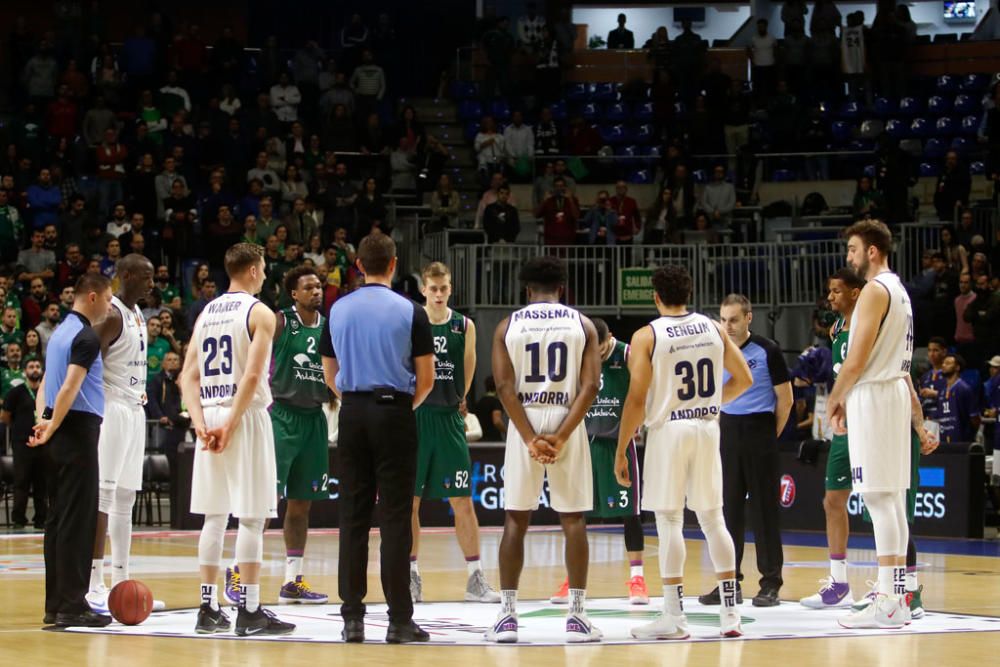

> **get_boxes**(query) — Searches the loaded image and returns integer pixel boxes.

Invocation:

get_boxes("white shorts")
[190,405,278,519]
[846,380,911,493]
[98,398,147,492]
[503,407,592,513]
[641,419,722,512]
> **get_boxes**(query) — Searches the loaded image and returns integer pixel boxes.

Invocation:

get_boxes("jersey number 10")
[203,335,234,377]
[524,341,568,383]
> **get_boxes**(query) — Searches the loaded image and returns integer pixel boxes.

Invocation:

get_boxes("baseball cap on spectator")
[988,356,1000,368]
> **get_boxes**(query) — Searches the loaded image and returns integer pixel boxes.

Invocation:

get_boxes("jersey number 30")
[675,359,715,400]
[203,335,234,377]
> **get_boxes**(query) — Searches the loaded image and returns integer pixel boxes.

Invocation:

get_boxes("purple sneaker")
[224,566,240,606]
[278,576,329,604]
[800,577,854,609]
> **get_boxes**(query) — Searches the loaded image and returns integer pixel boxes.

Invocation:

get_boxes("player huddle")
[49,218,924,641]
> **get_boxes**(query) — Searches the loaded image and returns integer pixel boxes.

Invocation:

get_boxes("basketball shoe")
[550,578,569,604]
[235,607,296,636]
[839,593,906,629]
[195,605,231,634]
[465,570,501,603]
[278,576,328,604]
[628,575,650,604]
[565,612,603,643]
[908,585,925,619]
[850,580,878,612]
[484,611,519,643]
[720,608,743,637]
[800,577,854,609]
[85,583,110,615]
[630,613,690,640]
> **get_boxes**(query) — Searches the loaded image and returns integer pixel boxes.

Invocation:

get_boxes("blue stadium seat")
[771,169,796,182]
[874,97,897,117]
[898,96,923,116]
[936,74,960,92]
[692,169,708,184]
[599,124,629,144]
[860,119,884,139]
[817,101,834,119]
[927,95,952,115]
[589,82,617,102]
[643,144,662,166]
[549,101,568,121]
[953,94,977,115]
[604,102,629,122]
[935,116,956,136]
[848,139,874,152]
[451,81,478,100]
[633,124,653,143]
[961,73,989,93]
[919,162,940,177]
[950,136,971,155]
[840,100,862,120]
[616,144,640,157]
[910,117,931,137]
[581,102,601,122]
[566,83,588,103]
[923,138,946,159]
[960,114,980,136]
[627,169,653,184]
[885,119,909,139]
[831,121,853,144]
[464,121,480,143]
[632,101,654,122]
[970,160,986,175]
[863,164,876,178]
[457,100,482,122]
[490,100,511,122]
[673,101,688,117]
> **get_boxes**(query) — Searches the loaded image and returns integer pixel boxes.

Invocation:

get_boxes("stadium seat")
[616,144,640,157]
[898,97,923,116]
[970,160,986,175]
[927,95,952,115]
[937,74,960,92]
[632,102,654,122]
[910,117,931,137]
[549,101,568,121]
[604,102,629,122]
[935,116,956,136]
[961,73,989,93]
[950,136,971,154]
[860,119,884,139]
[589,82,617,102]
[923,138,946,159]
[627,169,654,184]
[840,100,862,120]
[862,164,876,178]
[953,94,977,115]
[643,144,662,166]
[633,124,653,143]
[873,97,897,117]
[457,100,482,122]
[464,120,480,143]
[490,99,511,122]
[885,119,909,139]
[566,83,588,103]
[960,115,980,136]
[830,121,853,144]
[599,124,629,144]
[451,81,478,100]
[581,102,601,122]
[673,101,688,117]
[771,169,796,182]
[848,139,874,152]
[919,162,940,177]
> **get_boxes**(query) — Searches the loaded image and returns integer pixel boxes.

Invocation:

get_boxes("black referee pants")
[44,411,102,616]
[720,412,784,591]
[337,393,418,624]
[12,439,51,527]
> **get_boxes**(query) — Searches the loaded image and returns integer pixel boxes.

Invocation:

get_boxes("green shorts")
[825,434,853,491]
[851,429,921,524]
[415,405,472,499]
[272,401,330,501]
[588,437,641,519]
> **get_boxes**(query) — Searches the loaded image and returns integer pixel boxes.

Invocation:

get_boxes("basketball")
[108,580,154,626]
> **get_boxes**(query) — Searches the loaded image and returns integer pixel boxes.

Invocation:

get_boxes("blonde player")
[486,256,602,643]
[180,244,294,637]
[827,220,914,629]
[614,265,752,639]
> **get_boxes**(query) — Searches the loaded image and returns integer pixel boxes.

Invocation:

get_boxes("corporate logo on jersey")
[779,474,796,508]
[292,352,324,384]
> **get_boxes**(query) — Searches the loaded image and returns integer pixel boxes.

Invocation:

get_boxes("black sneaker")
[386,620,430,644]
[43,612,56,625]
[235,607,296,637]
[195,604,232,634]
[752,588,781,607]
[698,584,743,606]
[55,611,112,628]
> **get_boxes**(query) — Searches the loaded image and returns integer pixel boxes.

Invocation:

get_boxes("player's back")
[192,291,272,409]
[850,271,913,384]
[504,302,585,409]
[645,312,725,429]
[103,294,147,402]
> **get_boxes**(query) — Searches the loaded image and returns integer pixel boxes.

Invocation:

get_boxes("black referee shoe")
[195,604,231,634]
[55,611,112,628]
[752,588,781,607]
[698,584,743,606]
[386,620,430,644]
[235,607,295,636]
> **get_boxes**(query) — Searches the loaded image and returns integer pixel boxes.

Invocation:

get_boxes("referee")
[321,233,434,644]
[32,274,114,628]
[699,294,792,608]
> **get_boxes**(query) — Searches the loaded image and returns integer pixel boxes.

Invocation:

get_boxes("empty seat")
[604,102,629,122]
[831,121,853,143]
[970,161,986,175]
[885,119,909,139]
[961,73,989,93]
[898,97,923,116]
[874,97,897,117]
[960,114,980,136]
[580,102,601,122]
[599,124,629,144]
[919,162,940,177]
[457,100,483,121]
[860,119,884,139]
[549,101,568,121]
[632,101,654,122]
[772,169,796,182]
[935,116,956,136]
[910,117,931,137]
[862,164,876,178]
[633,124,653,143]
[589,82,617,102]
[840,100,862,119]
[490,99,511,122]
[566,83,588,102]
[451,81,478,100]
[950,136,971,154]
[627,169,653,184]
[923,137,946,159]
[953,94,977,115]
[927,95,952,114]
[616,144,640,157]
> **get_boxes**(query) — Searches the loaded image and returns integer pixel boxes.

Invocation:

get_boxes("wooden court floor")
[1,527,998,666]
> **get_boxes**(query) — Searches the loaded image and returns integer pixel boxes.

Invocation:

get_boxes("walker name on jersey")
[662,321,711,338]
[512,308,574,322]
[200,383,239,400]
[206,300,244,315]
[518,391,570,406]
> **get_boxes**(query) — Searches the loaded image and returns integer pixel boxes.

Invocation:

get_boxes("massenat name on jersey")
[511,308,575,322]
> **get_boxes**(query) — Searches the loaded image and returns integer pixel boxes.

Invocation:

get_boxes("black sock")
[624,514,645,553]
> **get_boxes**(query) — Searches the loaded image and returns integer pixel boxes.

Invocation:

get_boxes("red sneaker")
[628,575,650,604]
[550,578,569,604]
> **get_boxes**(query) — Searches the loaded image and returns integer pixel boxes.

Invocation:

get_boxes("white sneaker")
[850,580,879,612]
[465,570,501,603]
[839,594,906,629]
[86,584,110,615]
[720,608,743,637]
[566,613,603,643]
[800,577,854,609]
[631,613,690,640]
[484,612,518,643]
[152,599,166,612]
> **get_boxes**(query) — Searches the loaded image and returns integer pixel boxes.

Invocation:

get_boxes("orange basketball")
[108,580,154,625]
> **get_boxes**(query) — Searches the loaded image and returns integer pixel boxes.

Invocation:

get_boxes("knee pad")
[654,510,685,579]
[235,517,266,564]
[862,491,906,557]
[111,487,136,518]
[98,487,115,515]
[696,508,736,573]
[198,514,228,567]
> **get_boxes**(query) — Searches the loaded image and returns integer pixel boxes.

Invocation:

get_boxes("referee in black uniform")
[32,274,114,628]
[321,233,435,644]
[699,294,793,608]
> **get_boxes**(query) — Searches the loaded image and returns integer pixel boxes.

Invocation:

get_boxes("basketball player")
[801,269,937,617]
[409,262,499,604]
[614,265,752,639]
[180,243,294,636]
[85,254,165,614]
[269,265,330,604]
[827,220,913,629]
[486,256,602,643]
[551,317,648,605]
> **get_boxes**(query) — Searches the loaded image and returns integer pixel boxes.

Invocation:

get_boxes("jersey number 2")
[203,335,233,377]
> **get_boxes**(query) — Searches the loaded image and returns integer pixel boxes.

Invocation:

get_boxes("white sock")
[410,559,419,575]
[877,566,894,596]
[109,509,133,587]
[663,583,683,616]
[905,570,918,592]
[466,558,482,577]
[242,584,260,612]
[90,559,105,591]
[720,578,738,611]
[568,588,586,615]
[285,556,303,583]
[630,564,644,578]
[501,589,517,614]
[830,558,848,583]
[201,583,219,611]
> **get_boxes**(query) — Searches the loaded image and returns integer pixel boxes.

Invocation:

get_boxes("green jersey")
[423,309,467,408]
[146,336,170,383]
[270,307,329,409]
[156,283,180,307]
[831,317,849,378]
[0,367,25,400]
[0,205,23,245]
[586,339,630,439]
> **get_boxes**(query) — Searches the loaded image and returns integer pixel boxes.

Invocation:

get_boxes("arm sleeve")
[3,388,20,414]
[70,328,101,368]
[762,337,791,386]
[410,303,434,357]
[320,312,335,358]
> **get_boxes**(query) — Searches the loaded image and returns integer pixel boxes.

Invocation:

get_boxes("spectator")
[482,184,520,244]
[534,106,561,156]
[0,342,25,401]
[56,243,87,291]
[283,197,319,246]
[937,353,980,444]
[82,96,117,148]
[482,16,515,99]
[204,204,242,267]
[534,26,563,105]
[565,116,602,156]
[643,26,671,81]
[749,19,777,102]
[503,110,535,181]
[841,11,867,101]
[280,165,309,214]
[644,187,677,244]
[45,85,77,141]
[17,229,56,288]
[245,92,281,138]
[475,172,516,229]
[256,196,280,239]
[516,2,546,53]
[159,70,192,116]
[965,275,1000,362]
[0,189,23,265]
[138,89,167,146]
[698,165,737,229]
[247,150,281,198]
[154,156,188,221]
[534,176,580,245]
[672,20,706,103]
[723,79,752,173]
[22,328,42,362]
[956,208,978,250]
[350,49,386,121]
[583,190,617,245]
[145,316,172,384]
[154,265,182,311]
[94,128,128,218]
[474,115,506,189]
[354,177,388,241]
[428,174,460,231]
[324,103,357,152]
[935,151,972,222]
[610,180,642,244]
[1,357,47,529]
[185,277,217,328]
[269,71,302,125]
[389,138,417,192]
[781,1,809,34]
[810,0,842,38]
[940,225,970,276]
[326,162,357,235]
[99,238,121,280]
[240,214,263,246]
[105,202,132,238]
[320,72,355,117]
[473,375,506,441]
[955,273,980,368]
[22,41,59,102]
[667,164,696,227]
[145,350,187,455]
[21,277,51,330]
[340,13,370,60]
[607,13,635,49]
[783,20,811,97]
[0,308,25,364]
[25,169,62,230]
[36,302,62,353]
[852,176,885,220]
[303,233,324,265]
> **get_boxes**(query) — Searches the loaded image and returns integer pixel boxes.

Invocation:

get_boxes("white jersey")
[645,312,725,429]
[192,291,272,409]
[841,24,866,75]
[504,302,586,409]
[849,271,913,385]
[103,295,147,403]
